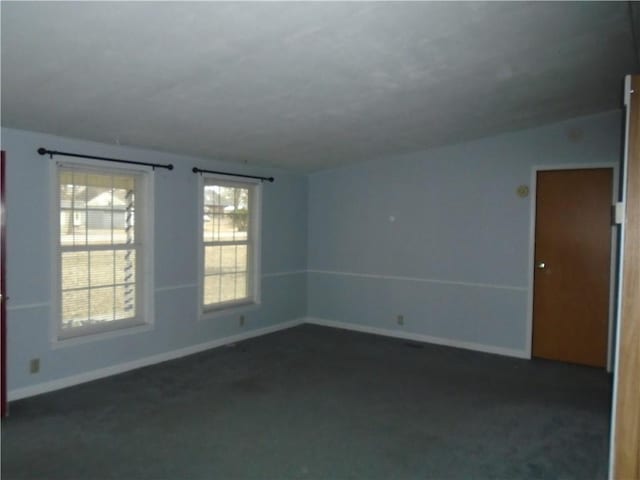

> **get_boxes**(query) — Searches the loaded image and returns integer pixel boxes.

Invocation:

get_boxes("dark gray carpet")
[1,325,612,479]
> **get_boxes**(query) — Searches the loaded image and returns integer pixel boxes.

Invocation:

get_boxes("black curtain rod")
[192,167,274,183]
[38,147,174,171]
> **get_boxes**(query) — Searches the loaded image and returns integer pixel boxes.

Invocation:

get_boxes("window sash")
[60,245,140,292]
[202,240,253,309]
[58,250,143,330]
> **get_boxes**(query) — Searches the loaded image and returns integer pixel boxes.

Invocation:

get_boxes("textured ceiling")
[1,2,635,172]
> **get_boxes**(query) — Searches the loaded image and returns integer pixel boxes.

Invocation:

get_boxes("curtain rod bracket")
[37,147,53,159]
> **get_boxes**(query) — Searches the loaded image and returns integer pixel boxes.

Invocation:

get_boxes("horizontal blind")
[58,166,141,335]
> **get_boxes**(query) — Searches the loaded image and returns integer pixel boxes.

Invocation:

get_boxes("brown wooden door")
[532,168,613,368]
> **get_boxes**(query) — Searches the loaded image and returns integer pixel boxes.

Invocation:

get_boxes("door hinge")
[625,75,633,107]
[614,202,625,225]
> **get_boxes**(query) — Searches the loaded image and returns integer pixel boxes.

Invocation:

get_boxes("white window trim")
[197,173,262,320]
[50,157,155,346]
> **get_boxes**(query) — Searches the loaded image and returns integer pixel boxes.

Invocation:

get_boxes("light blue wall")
[2,128,308,391]
[307,110,623,354]
[2,109,624,394]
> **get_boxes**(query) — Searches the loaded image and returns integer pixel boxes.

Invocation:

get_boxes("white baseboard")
[303,317,529,359]
[8,318,304,401]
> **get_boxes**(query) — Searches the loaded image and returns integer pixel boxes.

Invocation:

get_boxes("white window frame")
[197,174,262,318]
[51,158,155,346]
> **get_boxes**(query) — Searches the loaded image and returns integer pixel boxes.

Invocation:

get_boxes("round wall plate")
[517,185,529,198]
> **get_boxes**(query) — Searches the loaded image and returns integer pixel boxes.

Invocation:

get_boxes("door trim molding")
[525,163,618,371]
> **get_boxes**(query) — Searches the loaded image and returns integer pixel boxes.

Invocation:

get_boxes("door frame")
[609,74,640,480]
[1,151,6,417]
[525,162,619,371]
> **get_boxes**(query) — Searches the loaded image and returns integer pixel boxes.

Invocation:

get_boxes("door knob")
[536,262,546,269]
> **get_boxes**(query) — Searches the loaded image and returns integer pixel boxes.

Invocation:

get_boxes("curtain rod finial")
[37,147,47,156]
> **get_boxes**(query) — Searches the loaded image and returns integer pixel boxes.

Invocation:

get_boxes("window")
[200,176,261,313]
[55,163,152,340]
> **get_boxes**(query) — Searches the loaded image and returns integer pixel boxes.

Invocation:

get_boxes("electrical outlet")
[396,314,404,326]
[239,315,245,327]
[30,358,40,374]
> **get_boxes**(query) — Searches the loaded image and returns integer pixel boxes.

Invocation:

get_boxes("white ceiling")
[1,2,635,172]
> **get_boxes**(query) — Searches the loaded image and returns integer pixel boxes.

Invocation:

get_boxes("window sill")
[199,301,260,321]
[52,322,153,349]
